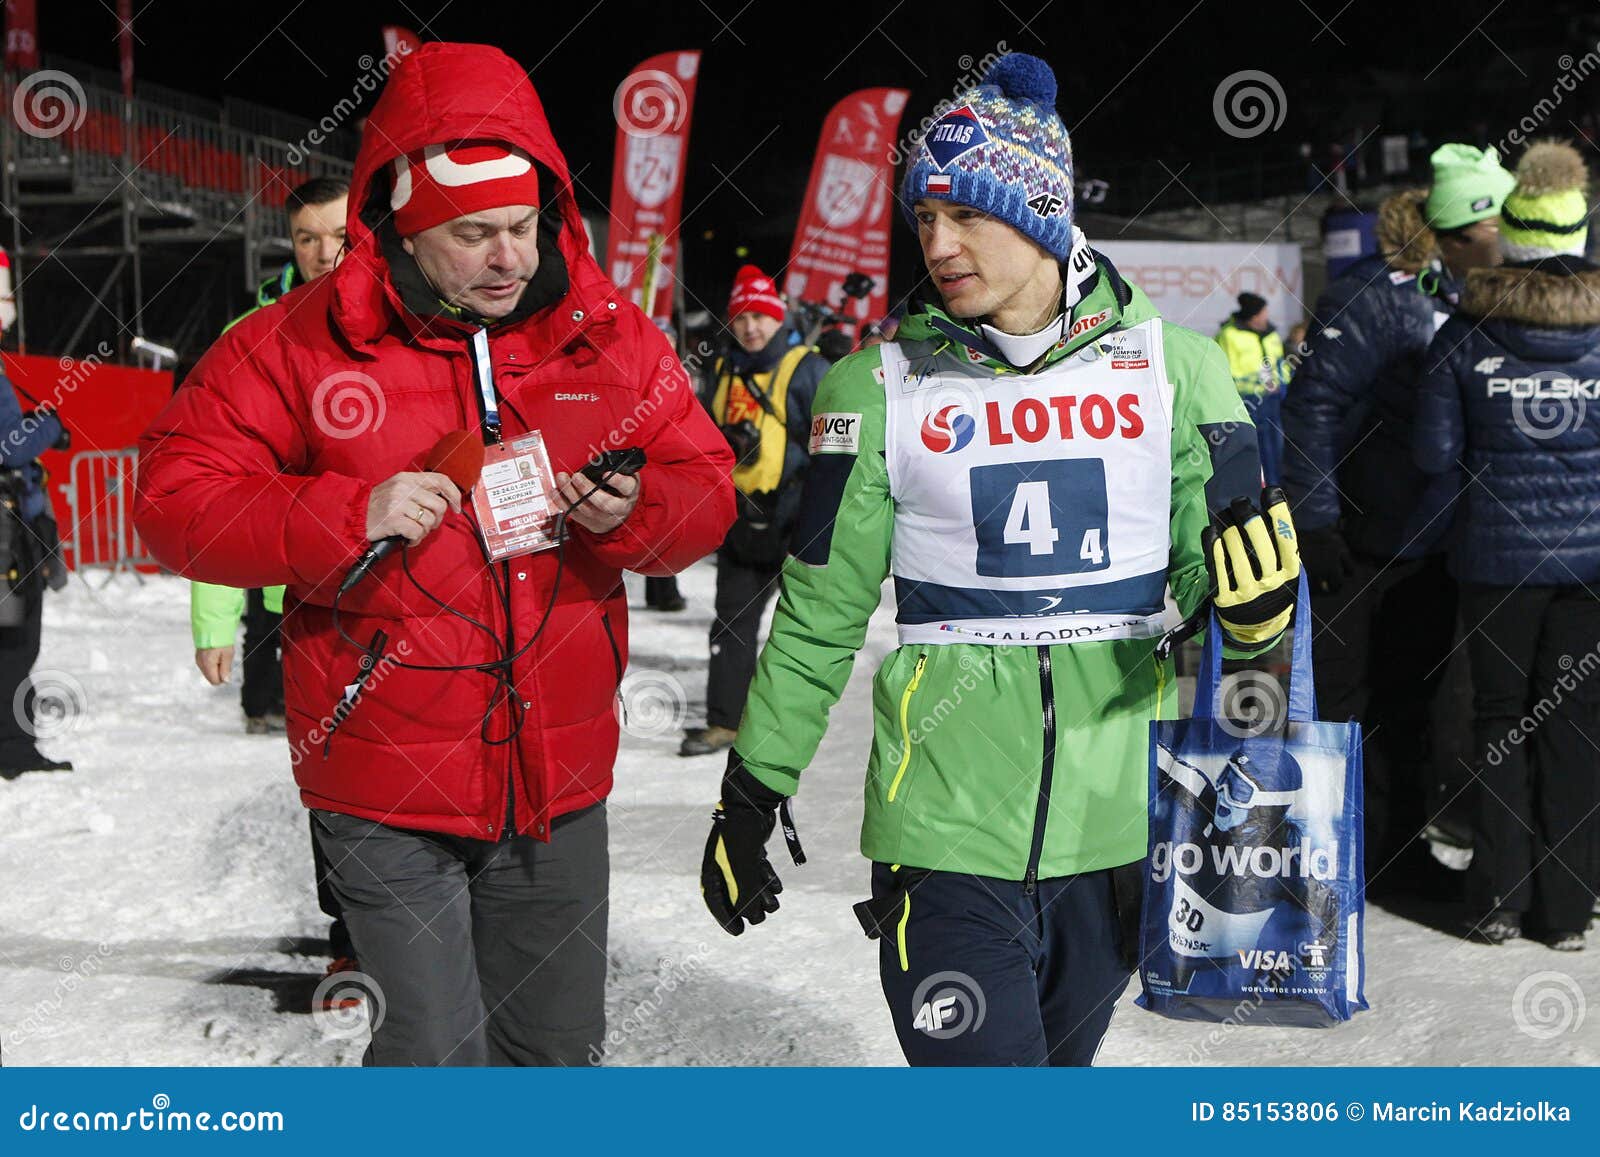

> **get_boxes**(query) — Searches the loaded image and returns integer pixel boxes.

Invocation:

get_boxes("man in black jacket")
[1281,145,1513,885]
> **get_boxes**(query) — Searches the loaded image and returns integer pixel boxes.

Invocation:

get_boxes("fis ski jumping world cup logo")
[921,404,976,453]
[924,106,989,169]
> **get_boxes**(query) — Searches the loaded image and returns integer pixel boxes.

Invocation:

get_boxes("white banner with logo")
[1094,241,1305,334]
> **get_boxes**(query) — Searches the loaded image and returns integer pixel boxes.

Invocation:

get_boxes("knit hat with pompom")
[899,53,1075,259]
[1500,140,1590,261]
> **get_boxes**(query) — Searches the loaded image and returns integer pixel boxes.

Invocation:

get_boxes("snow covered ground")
[1,564,1596,1066]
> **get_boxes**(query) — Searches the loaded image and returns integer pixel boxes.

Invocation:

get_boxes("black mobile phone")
[580,447,647,496]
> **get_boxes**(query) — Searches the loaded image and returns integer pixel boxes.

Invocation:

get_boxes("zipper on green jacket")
[1023,645,1056,894]
[886,654,927,802]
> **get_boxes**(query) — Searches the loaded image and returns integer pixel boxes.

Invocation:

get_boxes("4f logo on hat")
[1026,191,1065,218]
[924,106,989,170]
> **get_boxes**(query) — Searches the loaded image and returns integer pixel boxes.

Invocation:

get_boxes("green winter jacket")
[733,256,1271,883]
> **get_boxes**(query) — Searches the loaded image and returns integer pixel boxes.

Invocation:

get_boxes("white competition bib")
[881,322,1174,647]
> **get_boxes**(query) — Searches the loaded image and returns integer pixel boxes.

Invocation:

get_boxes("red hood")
[333,42,606,346]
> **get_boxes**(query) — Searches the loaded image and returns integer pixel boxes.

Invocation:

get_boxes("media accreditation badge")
[472,432,562,560]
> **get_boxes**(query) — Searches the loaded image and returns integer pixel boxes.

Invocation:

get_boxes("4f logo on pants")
[909,971,987,1038]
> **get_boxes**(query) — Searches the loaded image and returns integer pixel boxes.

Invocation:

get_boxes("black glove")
[701,752,788,936]
[1202,486,1301,647]
[1297,525,1354,596]
[52,425,70,452]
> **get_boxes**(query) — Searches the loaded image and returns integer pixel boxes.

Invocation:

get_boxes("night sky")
[35,0,1594,309]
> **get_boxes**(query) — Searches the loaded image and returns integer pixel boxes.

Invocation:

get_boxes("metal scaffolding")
[1,55,355,367]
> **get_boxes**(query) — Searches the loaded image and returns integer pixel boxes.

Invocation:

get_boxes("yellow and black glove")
[1202,486,1301,648]
[702,754,788,936]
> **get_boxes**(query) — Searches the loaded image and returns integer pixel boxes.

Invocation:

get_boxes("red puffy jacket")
[134,43,735,840]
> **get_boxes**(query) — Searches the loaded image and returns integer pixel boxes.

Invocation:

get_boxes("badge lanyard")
[470,327,502,445]
[465,326,562,559]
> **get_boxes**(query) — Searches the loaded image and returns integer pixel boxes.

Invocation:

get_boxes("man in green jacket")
[190,176,348,732]
[700,55,1299,1065]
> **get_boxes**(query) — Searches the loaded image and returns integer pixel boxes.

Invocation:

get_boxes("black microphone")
[339,431,486,595]
[339,534,404,594]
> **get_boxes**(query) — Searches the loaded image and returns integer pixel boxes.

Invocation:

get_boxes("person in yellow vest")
[680,265,829,757]
[1216,291,1290,484]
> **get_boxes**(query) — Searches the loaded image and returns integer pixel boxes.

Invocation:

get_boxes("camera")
[720,420,761,466]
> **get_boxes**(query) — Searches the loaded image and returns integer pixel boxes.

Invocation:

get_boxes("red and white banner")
[783,87,908,330]
[381,24,422,59]
[604,50,701,322]
[4,0,38,72]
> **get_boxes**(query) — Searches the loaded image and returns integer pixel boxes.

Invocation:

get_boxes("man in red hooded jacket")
[134,43,735,1066]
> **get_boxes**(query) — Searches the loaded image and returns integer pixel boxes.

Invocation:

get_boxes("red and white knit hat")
[390,141,542,236]
[727,264,784,322]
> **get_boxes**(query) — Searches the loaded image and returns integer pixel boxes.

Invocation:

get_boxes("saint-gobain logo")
[910,971,987,1038]
[920,404,975,453]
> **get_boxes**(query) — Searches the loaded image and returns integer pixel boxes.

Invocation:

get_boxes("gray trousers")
[310,802,608,1066]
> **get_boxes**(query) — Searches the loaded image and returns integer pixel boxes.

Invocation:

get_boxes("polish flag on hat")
[727,264,785,322]
[926,173,953,196]
[390,141,542,236]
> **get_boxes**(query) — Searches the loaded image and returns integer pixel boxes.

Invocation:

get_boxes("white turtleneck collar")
[979,316,1067,367]
[974,226,1096,369]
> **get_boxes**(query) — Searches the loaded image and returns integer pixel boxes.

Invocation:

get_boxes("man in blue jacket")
[0,354,71,778]
[1280,145,1513,885]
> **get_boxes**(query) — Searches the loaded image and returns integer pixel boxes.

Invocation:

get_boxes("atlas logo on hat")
[924,106,990,170]
[899,54,1077,261]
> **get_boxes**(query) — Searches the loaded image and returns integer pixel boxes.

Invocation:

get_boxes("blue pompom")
[981,53,1057,107]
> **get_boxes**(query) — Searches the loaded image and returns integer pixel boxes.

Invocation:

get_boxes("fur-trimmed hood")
[1461,255,1600,326]
[1377,188,1438,275]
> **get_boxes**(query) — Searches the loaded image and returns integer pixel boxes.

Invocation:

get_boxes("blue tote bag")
[1138,575,1369,1027]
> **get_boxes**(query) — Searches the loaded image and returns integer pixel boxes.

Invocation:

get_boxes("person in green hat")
[1424,143,1519,277]
[1280,143,1514,893]
[1413,140,1600,952]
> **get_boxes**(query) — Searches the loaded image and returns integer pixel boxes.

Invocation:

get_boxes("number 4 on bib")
[971,459,1110,578]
